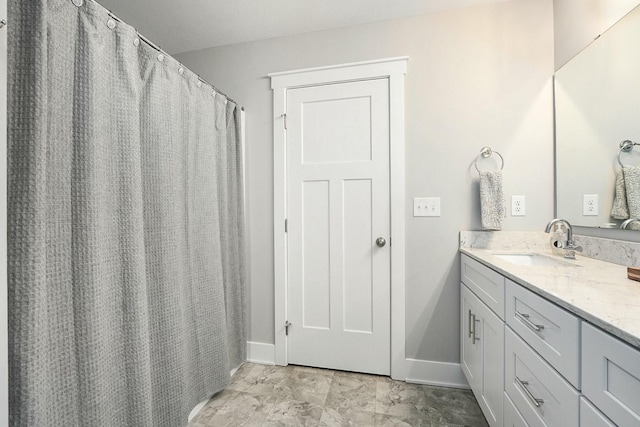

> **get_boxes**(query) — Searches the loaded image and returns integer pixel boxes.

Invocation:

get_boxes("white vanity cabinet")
[461,250,640,426]
[460,255,505,427]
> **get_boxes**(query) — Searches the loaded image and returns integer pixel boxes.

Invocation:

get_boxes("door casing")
[269,57,408,380]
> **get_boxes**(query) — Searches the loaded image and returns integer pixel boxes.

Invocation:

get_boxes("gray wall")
[177,0,554,363]
[553,0,639,70]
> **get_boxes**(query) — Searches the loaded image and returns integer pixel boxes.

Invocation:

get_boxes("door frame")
[269,57,408,380]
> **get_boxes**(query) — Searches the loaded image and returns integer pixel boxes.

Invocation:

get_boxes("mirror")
[555,5,640,229]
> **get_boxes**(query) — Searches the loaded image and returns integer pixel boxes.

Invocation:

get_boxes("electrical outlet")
[413,197,440,217]
[511,195,526,216]
[583,194,599,216]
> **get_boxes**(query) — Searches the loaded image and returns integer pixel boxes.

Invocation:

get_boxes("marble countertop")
[460,246,640,350]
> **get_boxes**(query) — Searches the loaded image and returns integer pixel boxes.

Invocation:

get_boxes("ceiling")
[97,0,511,54]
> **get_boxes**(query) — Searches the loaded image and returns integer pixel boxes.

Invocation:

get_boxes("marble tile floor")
[188,362,488,427]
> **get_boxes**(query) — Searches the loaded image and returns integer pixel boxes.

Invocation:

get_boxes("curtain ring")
[71,0,83,7]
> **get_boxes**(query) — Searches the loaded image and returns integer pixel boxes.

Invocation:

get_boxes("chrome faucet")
[544,218,582,259]
[620,218,640,229]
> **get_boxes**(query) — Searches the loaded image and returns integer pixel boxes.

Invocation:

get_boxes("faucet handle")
[563,242,582,259]
[566,242,582,252]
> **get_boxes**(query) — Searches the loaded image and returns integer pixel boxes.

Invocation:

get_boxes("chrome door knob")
[376,237,386,247]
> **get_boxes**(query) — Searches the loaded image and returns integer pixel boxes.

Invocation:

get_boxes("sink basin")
[492,253,577,267]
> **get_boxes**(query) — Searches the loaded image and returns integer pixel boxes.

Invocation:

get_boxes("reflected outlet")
[583,194,598,216]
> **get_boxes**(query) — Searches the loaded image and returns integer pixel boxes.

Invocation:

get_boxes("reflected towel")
[479,170,506,230]
[624,166,640,230]
[611,169,629,219]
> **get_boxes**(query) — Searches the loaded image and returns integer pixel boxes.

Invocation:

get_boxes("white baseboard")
[244,344,467,389]
[404,358,469,389]
[246,341,276,365]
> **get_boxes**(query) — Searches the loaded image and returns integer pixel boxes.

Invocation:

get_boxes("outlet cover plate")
[414,197,440,217]
[583,194,599,216]
[511,195,526,216]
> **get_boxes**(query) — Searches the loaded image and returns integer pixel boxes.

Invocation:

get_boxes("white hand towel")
[479,170,506,230]
[611,169,630,219]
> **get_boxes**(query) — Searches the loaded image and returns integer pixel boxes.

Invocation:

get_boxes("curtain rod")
[85,0,243,110]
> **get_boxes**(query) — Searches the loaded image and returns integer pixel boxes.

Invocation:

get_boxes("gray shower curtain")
[7,1,246,426]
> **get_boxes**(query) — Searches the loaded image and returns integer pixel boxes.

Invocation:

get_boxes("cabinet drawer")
[461,254,505,319]
[582,323,640,427]
[580,397,615,427]
[504,392,528,427]
[506,280,580,388]
[505,327,579,427]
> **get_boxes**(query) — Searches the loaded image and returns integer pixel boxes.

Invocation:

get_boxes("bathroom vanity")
[459,232,640,427]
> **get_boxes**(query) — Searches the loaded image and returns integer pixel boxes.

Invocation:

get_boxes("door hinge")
[285,219,288,233]
[285,320,292,336]
[283,113,287,130]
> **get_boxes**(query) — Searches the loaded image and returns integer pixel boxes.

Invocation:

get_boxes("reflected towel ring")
[474,146,504,173]
[617,139,639,167]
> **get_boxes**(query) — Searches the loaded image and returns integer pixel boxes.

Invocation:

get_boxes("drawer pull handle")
[468,309,473,339]
[515,311,545,332]
[515,376,544,407]
[473,315,480,343]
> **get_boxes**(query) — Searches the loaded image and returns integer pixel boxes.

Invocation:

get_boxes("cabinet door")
[476,290,504,427]
[461,284,481,392]
[461,283,504,427]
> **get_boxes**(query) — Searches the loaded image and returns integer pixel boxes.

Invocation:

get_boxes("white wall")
[177,0,554,366]
[553,0,640,70]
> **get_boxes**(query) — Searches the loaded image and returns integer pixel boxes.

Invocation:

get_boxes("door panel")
[302,97,372,164]
[301,180,330,330]
[287,78,390,375]
[343,179,373,333]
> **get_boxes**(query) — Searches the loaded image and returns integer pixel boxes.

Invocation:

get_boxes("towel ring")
[617,140,639,167]
[474,147,504,173]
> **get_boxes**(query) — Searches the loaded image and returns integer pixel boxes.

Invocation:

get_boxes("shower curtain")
[7,1,246,426]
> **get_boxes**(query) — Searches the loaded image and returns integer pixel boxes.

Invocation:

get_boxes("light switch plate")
[511,195,526,216]
[583,194,599,216]
[414,197,440,217]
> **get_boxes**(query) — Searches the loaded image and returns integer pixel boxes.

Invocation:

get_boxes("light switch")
[414,197,440,217]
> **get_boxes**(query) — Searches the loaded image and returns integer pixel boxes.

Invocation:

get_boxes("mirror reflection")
[555,5,640,229]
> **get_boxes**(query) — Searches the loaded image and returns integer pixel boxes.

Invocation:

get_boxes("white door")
[285,78,391,375]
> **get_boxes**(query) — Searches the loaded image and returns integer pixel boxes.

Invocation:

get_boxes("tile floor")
[188,362,489,426]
